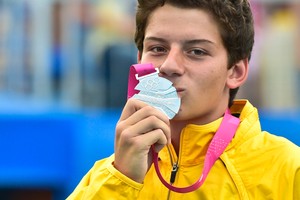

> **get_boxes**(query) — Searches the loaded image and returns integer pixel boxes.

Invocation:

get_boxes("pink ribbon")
[127,63,157,99]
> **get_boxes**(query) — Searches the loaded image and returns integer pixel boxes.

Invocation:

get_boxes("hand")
[114,98,171,183]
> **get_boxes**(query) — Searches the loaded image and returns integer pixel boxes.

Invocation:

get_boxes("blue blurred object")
[0,108,299,199]
[0,113,78,199]
[259,110,300,146]
[0,109,119,199]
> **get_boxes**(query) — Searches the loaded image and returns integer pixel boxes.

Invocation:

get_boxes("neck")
[169,120,187,155]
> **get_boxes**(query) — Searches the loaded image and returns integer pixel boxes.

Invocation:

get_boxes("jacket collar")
[159,100,260,166]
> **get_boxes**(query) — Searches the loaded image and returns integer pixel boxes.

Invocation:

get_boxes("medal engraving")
[133,70,180,119]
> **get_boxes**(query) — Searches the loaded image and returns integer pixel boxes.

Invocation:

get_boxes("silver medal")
[132,68,181,119]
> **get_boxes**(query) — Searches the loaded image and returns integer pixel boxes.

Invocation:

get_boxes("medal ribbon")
[127,63,156,99]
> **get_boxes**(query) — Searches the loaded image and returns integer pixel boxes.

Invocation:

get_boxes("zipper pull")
[170,163,179,184]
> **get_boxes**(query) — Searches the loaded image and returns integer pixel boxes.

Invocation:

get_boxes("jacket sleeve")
[66,155,143,200]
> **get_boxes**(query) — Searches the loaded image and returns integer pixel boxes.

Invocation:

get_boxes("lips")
[174,85,184,92]
[175,87,185,97]
[171,82,185,94]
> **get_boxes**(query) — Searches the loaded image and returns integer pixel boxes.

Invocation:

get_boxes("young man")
[67,0,300,199]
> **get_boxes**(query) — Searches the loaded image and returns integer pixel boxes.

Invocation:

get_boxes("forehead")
[145,4,222,44]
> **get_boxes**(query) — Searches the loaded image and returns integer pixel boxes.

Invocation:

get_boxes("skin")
[114,4,248,183]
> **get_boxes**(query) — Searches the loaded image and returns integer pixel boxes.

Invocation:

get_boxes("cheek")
[193,69,217,86]
[140,54,159,66]
[192,68,227,93]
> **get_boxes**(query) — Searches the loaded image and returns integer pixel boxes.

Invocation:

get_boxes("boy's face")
[139,4,240,124]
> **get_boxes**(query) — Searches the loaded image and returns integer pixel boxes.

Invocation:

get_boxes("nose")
[158,46,184,77]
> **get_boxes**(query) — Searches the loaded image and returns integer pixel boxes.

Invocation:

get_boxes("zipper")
[166,145,179,184]
[170,162,179,184]
[167,161,178,200]
[166,131,185,200]
[166,145,179,200]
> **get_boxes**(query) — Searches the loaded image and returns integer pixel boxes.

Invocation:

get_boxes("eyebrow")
[185,39,215,46]
[144,37,167,44]
[144,36,215,46]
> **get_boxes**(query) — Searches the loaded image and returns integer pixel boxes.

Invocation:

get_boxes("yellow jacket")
[67,100,300,199]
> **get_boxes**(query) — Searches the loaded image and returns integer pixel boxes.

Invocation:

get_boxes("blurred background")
[0,0,299,199]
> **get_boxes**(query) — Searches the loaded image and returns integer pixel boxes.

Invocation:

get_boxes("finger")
[124,115,171,143]
[134,128,168,152]
[116,100,171,144]
[119,98,147,121]
[120,98,170,126]
[116,114,171,149]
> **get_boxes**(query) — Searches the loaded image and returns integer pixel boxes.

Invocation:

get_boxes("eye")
[151,46,167,54]
[188,48,207,56]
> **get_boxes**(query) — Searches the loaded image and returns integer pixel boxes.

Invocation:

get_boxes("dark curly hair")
[134,0,254,106]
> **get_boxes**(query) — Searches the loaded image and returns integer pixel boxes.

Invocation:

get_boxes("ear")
[137,51,142,64]
[226,58,249,89]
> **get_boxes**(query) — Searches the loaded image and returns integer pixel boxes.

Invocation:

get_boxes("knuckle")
[115,121,125,137]
[126,97,135,105]
[156,128,164,135]
[120,129,132,142]
[116,123,133,145]
[120,130,141,148]
[116,120,125,131]
[148,115,158,123]
[143,105,155,114]
[156,128,166,139]
[130,137,143,149]
[127,97,142,107]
